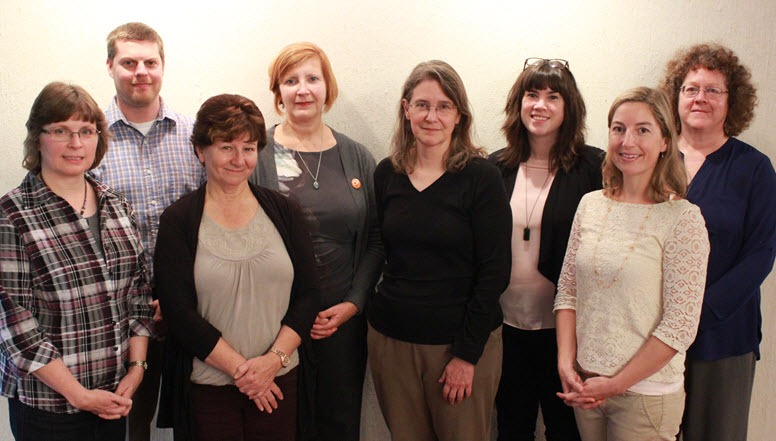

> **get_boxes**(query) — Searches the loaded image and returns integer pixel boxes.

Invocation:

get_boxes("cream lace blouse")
[554,191,709,386]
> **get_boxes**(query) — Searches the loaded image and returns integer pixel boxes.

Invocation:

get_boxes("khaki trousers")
[368,325,502,441]
[573,388,684,441]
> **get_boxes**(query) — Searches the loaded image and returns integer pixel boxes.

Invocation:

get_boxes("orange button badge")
[351,178,362,189]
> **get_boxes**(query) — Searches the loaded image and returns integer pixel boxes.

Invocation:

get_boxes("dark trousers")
[128,336,163,441]
[496,326,580,441]
[190,368,298,441]
[681,352,756,441]
[313,313,367,441]
[8,398,125,441]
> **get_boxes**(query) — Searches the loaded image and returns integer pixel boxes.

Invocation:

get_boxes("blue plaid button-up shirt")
[92,97,205,282]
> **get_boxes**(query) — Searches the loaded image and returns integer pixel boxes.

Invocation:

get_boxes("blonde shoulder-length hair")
[603,87,687,203]
[389,60,486,174]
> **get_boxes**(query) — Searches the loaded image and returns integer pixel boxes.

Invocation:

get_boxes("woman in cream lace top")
[553,87,709,441]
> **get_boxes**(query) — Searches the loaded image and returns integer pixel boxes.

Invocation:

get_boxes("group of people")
[0,21,774,441]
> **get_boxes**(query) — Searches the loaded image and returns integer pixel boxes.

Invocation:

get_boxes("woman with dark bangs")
[490,58,603,441]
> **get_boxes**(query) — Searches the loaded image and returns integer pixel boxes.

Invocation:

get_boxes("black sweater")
[369,157,512,364]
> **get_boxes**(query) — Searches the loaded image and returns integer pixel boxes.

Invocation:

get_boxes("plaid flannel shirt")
[0,172,154,413]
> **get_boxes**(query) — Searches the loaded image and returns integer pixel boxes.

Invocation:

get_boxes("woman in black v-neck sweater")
[367,60,511,441]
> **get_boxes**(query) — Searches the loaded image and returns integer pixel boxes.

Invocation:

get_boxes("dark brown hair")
[499,61,587,172]
[24,82,110,171]
[191,94,266,154]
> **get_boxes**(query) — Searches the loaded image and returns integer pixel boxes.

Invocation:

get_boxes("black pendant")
[523,227,530,241]
[312,180,320,190]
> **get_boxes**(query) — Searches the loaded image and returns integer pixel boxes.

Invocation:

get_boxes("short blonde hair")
[268,42,338,115]
[603,87,686,203]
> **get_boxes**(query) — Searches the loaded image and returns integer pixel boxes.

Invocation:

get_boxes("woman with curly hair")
[660,43,776,441]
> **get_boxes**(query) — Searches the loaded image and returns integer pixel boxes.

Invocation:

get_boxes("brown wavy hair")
[390,60,485,174]
[603,87,687,203]
[659,43,757,136]
[499,61,587,172]
[191,94,266,155]
[24,82,110,171]
[268,42,339,115]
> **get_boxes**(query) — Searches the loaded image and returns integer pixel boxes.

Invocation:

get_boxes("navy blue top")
[685,137,776,361]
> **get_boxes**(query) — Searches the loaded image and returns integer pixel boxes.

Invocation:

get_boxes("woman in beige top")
[154,94,320,441]
[553,87,709,441]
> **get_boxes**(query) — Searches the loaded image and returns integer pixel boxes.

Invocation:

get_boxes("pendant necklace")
[293,126,325,190]
[40,173,88,215]
[523,162,552,241]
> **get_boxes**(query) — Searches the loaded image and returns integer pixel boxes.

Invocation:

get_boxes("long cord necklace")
[40,173,87,215]
[292,126,325,190]
[522,162,552,241]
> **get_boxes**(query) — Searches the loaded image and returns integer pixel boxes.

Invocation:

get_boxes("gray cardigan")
[250,125,384,312]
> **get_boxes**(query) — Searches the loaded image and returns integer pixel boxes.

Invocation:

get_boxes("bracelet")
[127,360,148,370]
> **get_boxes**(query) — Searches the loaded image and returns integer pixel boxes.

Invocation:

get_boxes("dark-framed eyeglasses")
[41,127,101,142]
[523,58,569,71]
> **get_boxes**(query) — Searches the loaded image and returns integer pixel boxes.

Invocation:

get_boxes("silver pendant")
[312,180,320,190]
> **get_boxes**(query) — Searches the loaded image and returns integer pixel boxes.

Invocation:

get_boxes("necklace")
[296,149,323,190]
[40,173,88,216]
[590,199,653,288]
[289,125,325,190]
[522,162,552,241]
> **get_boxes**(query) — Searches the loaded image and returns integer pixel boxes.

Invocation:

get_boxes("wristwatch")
[269,346,291,367]
[127,360,148,370]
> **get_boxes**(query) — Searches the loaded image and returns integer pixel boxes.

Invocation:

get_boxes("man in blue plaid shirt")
[91,22,206,441]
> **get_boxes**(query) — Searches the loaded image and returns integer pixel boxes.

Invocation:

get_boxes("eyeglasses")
[41,127,100,142]
[679,85,728,99]
[524,58,569,71]
[408,101,458,117]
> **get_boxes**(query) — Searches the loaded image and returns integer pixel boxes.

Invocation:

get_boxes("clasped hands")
[556,364,621,409]
[234,354,284,413]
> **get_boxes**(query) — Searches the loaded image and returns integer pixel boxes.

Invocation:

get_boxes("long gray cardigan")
[250,125,384,312]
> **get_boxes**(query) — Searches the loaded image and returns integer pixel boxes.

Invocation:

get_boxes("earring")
[659,151,666,159]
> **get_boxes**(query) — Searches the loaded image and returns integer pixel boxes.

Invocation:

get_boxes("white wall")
[1,0,774,440]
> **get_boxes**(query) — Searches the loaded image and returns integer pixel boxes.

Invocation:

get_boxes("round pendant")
[312,180,320,190]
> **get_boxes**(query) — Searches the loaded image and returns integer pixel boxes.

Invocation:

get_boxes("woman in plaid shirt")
[0,82,155,441]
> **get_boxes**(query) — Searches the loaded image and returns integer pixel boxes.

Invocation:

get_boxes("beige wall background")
[1,0,774,440]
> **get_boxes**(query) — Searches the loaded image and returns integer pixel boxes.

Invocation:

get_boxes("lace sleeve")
[653,205,710,351]
[554,197,585,312]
